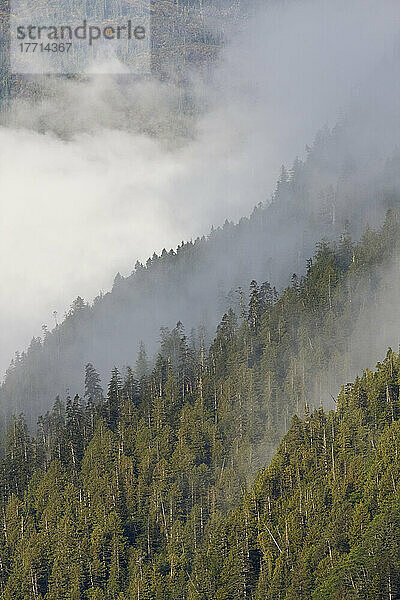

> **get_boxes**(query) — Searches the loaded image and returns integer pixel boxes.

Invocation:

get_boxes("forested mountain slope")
[199,351,400,600]
[2,126,400,422]
[0,209,400,597]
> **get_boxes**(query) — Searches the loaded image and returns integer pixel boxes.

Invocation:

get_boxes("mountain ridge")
[2,122,400,422]
[0,210,399,596]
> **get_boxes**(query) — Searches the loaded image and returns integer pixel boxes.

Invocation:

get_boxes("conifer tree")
[85,363,104,404]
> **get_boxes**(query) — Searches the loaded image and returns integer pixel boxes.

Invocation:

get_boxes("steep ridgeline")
[2,128,400,423]
[0,211,400,597]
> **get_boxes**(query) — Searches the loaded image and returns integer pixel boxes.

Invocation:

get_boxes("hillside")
[2,125,400,423]
[197,351,400,599]
[2,3,400,599]
[0,209,400,597]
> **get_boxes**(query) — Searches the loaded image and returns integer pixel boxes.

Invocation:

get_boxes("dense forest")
[1,2,400,598]
[199,349,400,599]
[2,125,400,423]
[1,207,400,598]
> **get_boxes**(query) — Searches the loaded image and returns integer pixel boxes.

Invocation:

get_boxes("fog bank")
[1,0,400,379]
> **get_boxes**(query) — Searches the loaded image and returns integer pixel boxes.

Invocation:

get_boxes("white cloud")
[1,0,399,377]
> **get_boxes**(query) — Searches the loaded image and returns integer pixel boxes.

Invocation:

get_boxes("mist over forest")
[1,0,400,421]
[2,2,400,599]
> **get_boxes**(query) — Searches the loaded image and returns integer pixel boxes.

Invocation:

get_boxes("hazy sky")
[1,0,399,378]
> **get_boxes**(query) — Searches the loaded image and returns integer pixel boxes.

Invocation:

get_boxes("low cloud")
[1,0,400,378]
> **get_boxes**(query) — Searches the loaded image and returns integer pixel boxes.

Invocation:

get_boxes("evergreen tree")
[85,363,104,404]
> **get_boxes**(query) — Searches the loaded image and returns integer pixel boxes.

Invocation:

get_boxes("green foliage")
[1,210,400,597]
